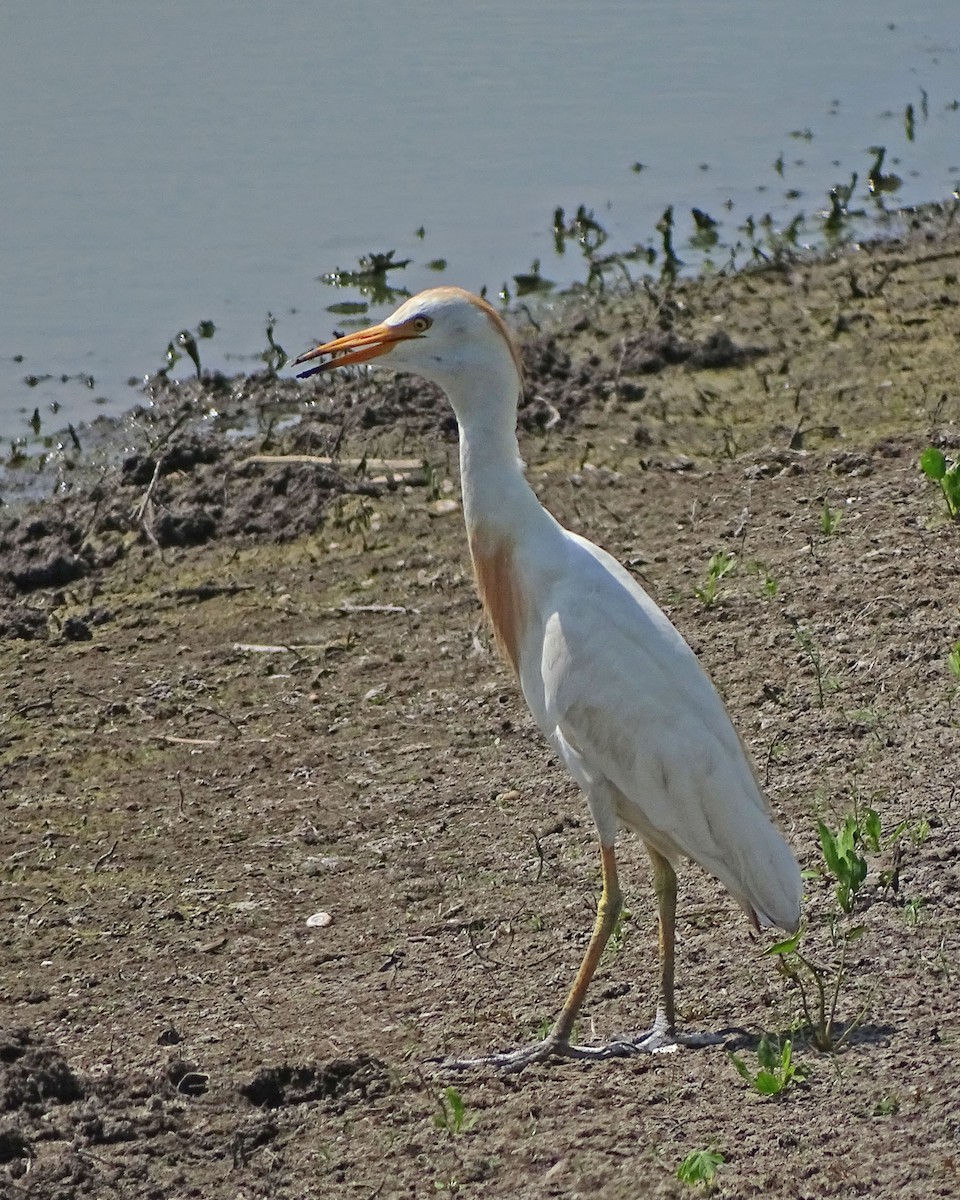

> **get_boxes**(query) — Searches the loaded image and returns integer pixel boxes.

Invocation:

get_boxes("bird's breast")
[469,528,527,678]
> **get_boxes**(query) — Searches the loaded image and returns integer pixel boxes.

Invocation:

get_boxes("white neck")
[443,373,547,542]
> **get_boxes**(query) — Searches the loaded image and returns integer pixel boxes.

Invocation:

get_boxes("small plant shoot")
[818,817,868,914]
[729,1036,809,1096]
[433,1087,477,1136]
[677,1147,725,1188]
[694,550,737,608]
[919,447,960,520]
[820,499,843,536]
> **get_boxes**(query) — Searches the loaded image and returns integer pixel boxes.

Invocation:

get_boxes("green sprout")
[693,551,737,608]
[820,500,843,536]
[729,1035,809,1096]
[677,1147,725,1189]
[785,616,836,708]
[818,817,868,915]
[433,1087,477,1137]
[920,447,960,520]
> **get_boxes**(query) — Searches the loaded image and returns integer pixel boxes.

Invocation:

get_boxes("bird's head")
[292,286,523,420]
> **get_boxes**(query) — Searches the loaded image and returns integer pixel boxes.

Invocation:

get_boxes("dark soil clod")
[240,1056,390,1112]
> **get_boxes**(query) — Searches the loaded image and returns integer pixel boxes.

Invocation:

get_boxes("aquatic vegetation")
[321,250,412,306]
[159,319,216,379]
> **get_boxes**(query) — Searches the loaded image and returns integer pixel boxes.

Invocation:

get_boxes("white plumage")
[294,286,801,1070]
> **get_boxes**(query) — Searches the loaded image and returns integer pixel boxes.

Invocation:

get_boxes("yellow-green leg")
[548,842,623,1044]
[647,845,678,1033]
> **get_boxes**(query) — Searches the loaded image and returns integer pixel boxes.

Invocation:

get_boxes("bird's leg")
[443,842,624,1072]
[547,842,623,1045]
[628,845,724,1053]
[653,848,677,1028]
[640,847,678,1045]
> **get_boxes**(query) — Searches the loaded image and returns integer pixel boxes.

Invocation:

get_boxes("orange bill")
[292,320,418,378]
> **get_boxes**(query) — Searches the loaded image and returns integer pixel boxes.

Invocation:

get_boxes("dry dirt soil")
[2,210,960,1199]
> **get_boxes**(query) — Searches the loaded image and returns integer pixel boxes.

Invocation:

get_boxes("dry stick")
[334,603,416,616]
[93,839,119,872]
[236,452,423,476]
[187,702,243,735]
[78,466,111,552]
[146,407,194,457]
[161,584,255,601]
[134,457,165,553]
[135,457,163,522]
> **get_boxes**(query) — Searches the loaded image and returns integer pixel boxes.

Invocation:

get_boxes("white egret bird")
[294,287,801,1071]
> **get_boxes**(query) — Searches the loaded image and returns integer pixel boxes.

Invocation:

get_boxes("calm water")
[1,0,958,450]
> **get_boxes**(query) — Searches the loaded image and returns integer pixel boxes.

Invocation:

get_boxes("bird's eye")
[411,316,432,333]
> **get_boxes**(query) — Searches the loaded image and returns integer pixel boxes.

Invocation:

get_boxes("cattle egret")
[294,286,801,1071]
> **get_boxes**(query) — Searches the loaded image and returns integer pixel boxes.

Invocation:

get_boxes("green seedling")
[873,1094,900,1117]
[948,640,960,680]
[820,500,843,535]
[867,145,902,197]
[908,817,931,848]
[822,173,860,239]
[746,560,779,598]
[785,616,836,708]
[729,1035,809,1096]
[422,460,443,501]
[852,802,926,856]
[433,1086,477,1137]
[693,550,736,608]
[818,817,868,914]
[676,1147,724,1189]
[858,806,883,855]
[321,250,412,305]
[552,204,608,256]
[919,447,960,519]
[552,204,652,291]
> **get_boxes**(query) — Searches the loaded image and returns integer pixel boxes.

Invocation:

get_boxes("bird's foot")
[440,1036,623,1075]
[439,1022,730,1074]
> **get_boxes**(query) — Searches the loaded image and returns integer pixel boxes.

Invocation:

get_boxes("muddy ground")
[2,209,960,1199]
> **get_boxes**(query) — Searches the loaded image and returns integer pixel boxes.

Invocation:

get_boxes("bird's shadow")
[720,1021,897,1053]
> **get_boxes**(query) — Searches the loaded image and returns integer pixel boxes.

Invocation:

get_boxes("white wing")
[519,530,800,932]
